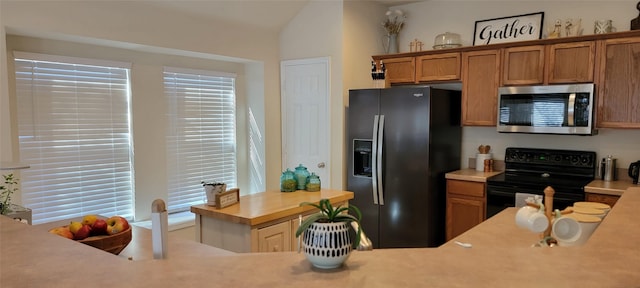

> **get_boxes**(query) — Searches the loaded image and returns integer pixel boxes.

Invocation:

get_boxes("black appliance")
[486,147,596,218]
[629,161,640,184]
[347,87,461,248]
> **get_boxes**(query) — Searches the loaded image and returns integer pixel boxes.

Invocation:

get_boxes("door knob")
[317,162,325,168]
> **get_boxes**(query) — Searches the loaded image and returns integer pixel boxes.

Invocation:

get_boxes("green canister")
[294,164,310,190]
[280,169,297,192]
[305,172,321,192]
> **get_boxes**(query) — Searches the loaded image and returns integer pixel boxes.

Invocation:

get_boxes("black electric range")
[486,147,597,218]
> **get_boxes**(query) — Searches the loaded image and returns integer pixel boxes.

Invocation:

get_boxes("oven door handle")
[486,189,522,197]
[487,188,583,202]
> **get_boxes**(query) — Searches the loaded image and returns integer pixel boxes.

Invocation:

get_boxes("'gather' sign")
[473,12,544,45]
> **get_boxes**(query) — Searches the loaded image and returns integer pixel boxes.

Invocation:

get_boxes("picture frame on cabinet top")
[473,12,544,46]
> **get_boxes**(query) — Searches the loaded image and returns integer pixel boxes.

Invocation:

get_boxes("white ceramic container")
[302,222,352,269]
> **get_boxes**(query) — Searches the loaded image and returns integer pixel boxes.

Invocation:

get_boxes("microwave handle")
[568,93,575,126]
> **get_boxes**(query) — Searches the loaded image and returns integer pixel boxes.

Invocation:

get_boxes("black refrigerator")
[347,86,461,248]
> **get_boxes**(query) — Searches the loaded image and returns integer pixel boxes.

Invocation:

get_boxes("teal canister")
[294,164,310,190]
[280,169,297,192]
[305,172,321,192]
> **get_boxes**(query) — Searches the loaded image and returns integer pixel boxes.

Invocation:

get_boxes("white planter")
[203,184,227,206]
[302,222,352,269]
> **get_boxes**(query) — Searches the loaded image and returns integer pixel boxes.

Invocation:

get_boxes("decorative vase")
[294,164,310,190]
[280,169,297,192]
[305,172,321,192]
[385,34,399,54]
[203,183,227,206]
[302,222,352,269]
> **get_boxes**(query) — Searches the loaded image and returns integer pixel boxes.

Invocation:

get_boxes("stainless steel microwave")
[497,84,595,135]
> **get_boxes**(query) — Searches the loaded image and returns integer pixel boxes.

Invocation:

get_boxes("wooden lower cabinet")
[196,201,346,253]
[446,179,487,241]
[585,193,620,207]
[257,221,291,252]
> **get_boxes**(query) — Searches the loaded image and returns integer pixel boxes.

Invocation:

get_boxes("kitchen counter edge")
[445,169,503,182]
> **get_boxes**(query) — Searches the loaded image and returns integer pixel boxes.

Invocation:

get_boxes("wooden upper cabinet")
[415,53,461,82]
[547,41,595,83]
[597,37,640,128]
[462,49,501,126]
[502,45,545,85]
[501,42,595,85]
[379,57,415,85]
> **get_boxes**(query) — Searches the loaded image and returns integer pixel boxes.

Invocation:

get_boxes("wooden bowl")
[78,227,132,255]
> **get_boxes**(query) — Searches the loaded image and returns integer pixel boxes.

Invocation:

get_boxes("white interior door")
[281,57,331,188]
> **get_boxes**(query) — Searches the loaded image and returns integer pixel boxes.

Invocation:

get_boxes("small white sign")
[473,12,544,45]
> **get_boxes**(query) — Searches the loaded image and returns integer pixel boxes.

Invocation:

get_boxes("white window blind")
[14,52,134,224]
[164,67,237,213]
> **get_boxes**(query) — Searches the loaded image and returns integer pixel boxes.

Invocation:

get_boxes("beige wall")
[3,0,640,222]
[0,1,282,221]
[279,0,389,189]
[280,1,345,189]
[393,1,638,53]
[390,0,640,168]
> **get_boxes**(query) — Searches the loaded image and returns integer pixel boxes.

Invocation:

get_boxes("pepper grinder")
[603,155,617,181]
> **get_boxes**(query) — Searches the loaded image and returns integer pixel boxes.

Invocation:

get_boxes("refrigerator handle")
[377,115,385,206]
[371,115,380,205]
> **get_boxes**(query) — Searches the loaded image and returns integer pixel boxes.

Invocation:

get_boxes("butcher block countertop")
[445,168,503,182]
[190,189,354,226]
[2,187,640,287]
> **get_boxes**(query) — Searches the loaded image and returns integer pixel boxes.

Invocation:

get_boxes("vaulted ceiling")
[145,0,424,33]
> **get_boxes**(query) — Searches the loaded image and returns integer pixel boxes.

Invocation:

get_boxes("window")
[164,67,237,213]
[14,52,134,224]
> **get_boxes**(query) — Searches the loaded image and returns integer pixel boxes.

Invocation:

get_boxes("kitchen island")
[2,187,640,287]
[190,189,353,252]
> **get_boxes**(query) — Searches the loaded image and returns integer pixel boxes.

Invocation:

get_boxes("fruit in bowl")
[91,219,108,236]
[48,215,132,255]
[82,214,98,226]
[48,226,74,239]
[73,224,92,240]
[106,216,130,235]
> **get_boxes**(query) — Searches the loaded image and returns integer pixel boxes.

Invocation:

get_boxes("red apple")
[48,227,74,239]
[106,216,129,235]
[74,224,92,240]
[91,219,108,236]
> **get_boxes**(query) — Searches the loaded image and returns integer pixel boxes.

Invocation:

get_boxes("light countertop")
[190,189,354,226]
[585,177,639,196]
[445,168,503,182]
[2,187,640,287]
[32,218,235,261]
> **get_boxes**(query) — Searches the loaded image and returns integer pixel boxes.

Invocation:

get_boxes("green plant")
[295,198,363,248]
[0,174,19,215]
